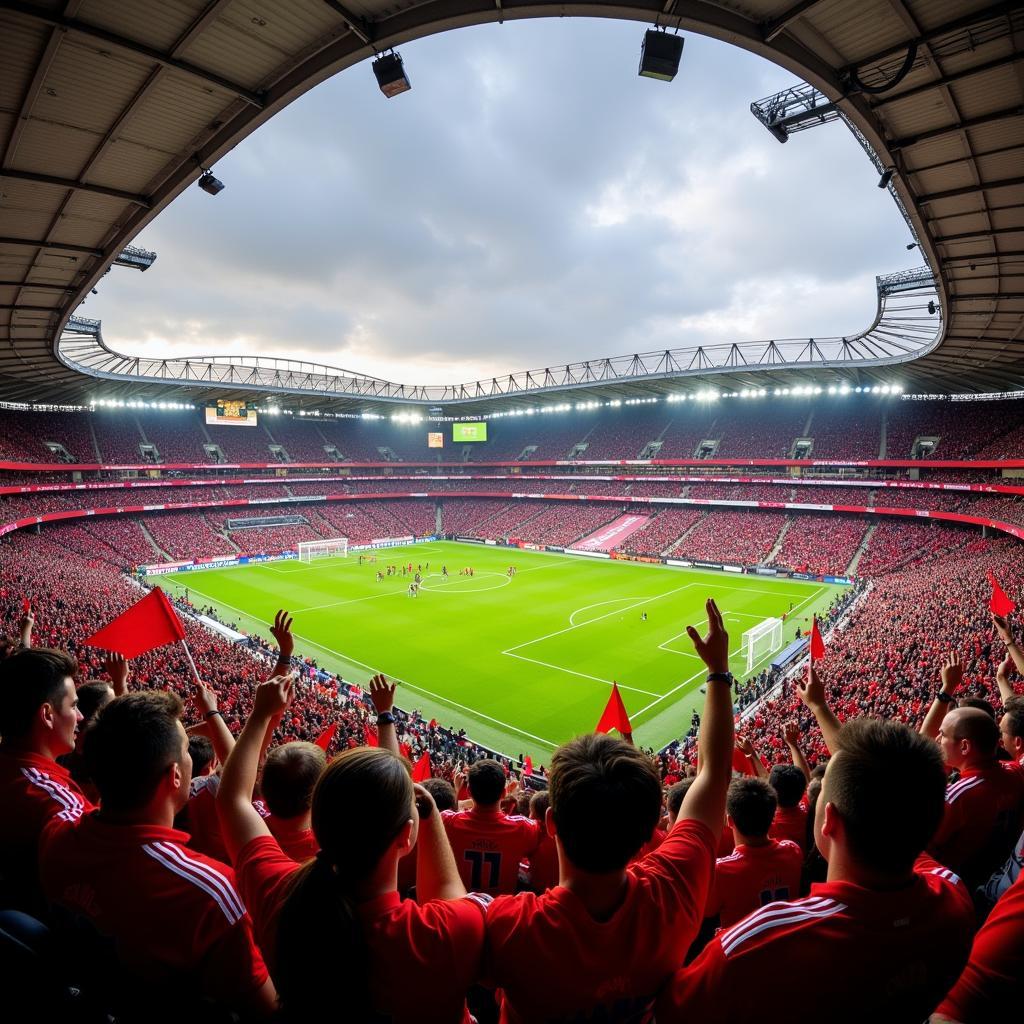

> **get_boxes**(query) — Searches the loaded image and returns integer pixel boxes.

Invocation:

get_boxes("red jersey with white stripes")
[936,866,1024,1022]
[659,855,974,1024]
[0,747,94,907]
[929,764,1024,886]
[706,839,804,927]
[769,803,808,850]
[38,813,268,1006]
[442,806,541,895]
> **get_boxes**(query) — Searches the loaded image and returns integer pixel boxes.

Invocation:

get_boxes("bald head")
[939,707,1000,769]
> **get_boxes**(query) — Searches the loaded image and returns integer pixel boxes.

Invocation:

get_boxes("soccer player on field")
[658,664,975,1024]
[483,598,734,1022]
[704,777,803,928]
[442,759,541,896]
[217,675,487,1022]
[0,647,93,914]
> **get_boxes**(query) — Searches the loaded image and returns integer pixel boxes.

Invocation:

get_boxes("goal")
[741,617,783,673]
[297,537,349,562]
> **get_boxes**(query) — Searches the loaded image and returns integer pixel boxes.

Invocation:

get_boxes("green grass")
[162,542,841,763]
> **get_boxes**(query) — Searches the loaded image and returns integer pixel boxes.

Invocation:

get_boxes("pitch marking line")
[502,651,661,697]
[628,586,826,726]
[161,580,559,749]
[569,597,650,626]
[657,612,766,655]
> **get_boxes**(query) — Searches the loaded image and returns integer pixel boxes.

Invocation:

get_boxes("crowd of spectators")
[622,507,706,557]
[511,503,625,548]
[804,403,883,459]
[772,514,868,576]
[675,511,787,565]
[855,521,968,578]
[439,499,510,536]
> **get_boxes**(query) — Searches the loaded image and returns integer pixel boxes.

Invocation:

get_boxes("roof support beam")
[321,0,374,46]
[871,52,1024,108]
[761,0,828,43]
[0,0,265,108]
[0,236,102,256]
[889,106,1024,150]
[933,226,1024,243]
[0,280,73,290]
[916,176,1024,203]
[0,168,151,207]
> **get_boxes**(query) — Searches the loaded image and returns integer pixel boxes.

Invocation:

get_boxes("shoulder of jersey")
[717,895,848,958]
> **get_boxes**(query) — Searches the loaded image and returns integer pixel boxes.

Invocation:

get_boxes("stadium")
[0,1,1021,1021]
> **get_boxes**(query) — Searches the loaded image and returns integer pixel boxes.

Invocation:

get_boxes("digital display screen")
[453,422,488,442]
[428,432,444,449]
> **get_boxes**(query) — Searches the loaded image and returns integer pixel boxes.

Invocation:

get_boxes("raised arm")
[413,784,466,902]
[193,680,236,765]
[993,613,1024,676]
[736,734,768,780]
[796,663,843,756]
[217,675,295,863]
[783,721,811,783]
[678,599,735,839]
[103,652,130,697]
[369,674,401,756]
[268,609,294,679]
[18,609,33,650]
[996,654,1016,705]
[920,652,962,741]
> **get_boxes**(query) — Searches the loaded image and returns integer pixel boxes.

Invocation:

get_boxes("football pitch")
[162,542,842,762]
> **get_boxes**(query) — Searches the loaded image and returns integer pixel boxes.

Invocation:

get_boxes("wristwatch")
[706,672,734,685]
[936,691,955,704]
[376,711,397,725]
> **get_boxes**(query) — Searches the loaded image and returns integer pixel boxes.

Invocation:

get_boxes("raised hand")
[369,674,397,714]
[270,609,294,661]
[686,599,730,674]
[992,613,1013,645]
[997,654,1014,684]
[253,674,295,719]
[783,721,801,746]
[940,651,963,695]
[797,663,826,710]
[735,734,754,756]
[103,651,131,695]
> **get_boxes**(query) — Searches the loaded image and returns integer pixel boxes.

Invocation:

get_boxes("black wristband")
[936,691,955,705]
[706,672,734,685]
[377,711,396,725]
[204,709,223,721]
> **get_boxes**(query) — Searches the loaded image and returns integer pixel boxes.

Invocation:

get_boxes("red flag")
[363,724,379,748]
[595,682,633,738]
[82,587,185,658]
[428,718,437,730]
[732,748,754,775]
[411,751,431,782]
[314,722,337,751]
[399,741,412,759]
[523,755,533,777]
[809,617,825,661]
[989,572,1016,616]
[21,597,31,613]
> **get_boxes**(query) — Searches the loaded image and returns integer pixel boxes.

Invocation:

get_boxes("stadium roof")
[1,0,1021,414]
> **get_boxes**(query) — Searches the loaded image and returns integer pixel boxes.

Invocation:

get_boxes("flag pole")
[180,639,203,685]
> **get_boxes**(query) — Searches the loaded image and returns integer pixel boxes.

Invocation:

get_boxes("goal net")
[741,617,783,673]
[297,537,349,562]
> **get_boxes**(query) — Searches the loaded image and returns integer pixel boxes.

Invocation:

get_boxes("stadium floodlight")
[639,29,684,82]
[197,169,224,195]
[877,167,896,189]
[906,242,919,250]
[372,51,411,98]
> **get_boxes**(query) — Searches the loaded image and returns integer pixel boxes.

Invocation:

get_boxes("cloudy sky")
[89,18,914,387]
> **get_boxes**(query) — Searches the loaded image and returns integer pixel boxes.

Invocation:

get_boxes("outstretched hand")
[193,679,218,716]
[997,654,1014,684]
[783,721,801,746]
[735,734,754,756]
[253,674,295,719]
[369,674,397,714]
[103,652,130,694]
[797,663,827,710]
[686,599,729,674]
[270,610,294,661]
[940,651,963,695]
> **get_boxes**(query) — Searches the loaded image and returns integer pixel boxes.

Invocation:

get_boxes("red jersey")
[442,806,540,895]
[181,774,229,862]
[234,835,487,1022]
[39,813,268,1007]
[485,819,715,1023]
[659,856,974,1024]
[0,747,94,908]
[266,813,319,862]
[769,803,808,850]
[936,868,1024,1021]
[929,764,1024,886]
[526,831,559,893]
[706,839,803,927]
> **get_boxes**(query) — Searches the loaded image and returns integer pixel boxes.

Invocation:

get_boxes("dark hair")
[769,764,807,808]
[1004,696,1024,739]
[0,647,77,738]
[84,691,185,812]
[76,681,114,726]
[825,718,946,875]
[188,735,216,777]
[468,759,506,805]
[549,734,661,872]
[422,778,458,812]
[667,779,694,821]
[529,789,550,826]
[274,748,413,1020]
[727,777,778,838]
[959,697,996,719]
[261,742,326,820]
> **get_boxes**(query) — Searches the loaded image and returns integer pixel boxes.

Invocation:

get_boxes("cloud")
[89,19,913,385]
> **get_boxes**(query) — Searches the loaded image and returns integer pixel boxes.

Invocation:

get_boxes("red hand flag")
[988,572,1016,616]
[314,722,338,751]
[732,748,754,775]
[809,617,826,661]
[595,682,633,738]
[363,723,379,748]
[411,751,431,782]
[82,587,186,658]
[21,596,31,613]
[523,755,534,777]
